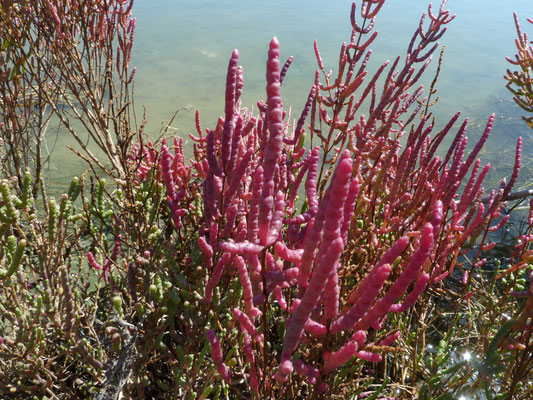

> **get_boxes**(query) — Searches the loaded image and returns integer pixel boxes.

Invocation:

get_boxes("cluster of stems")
[505,13,533,128]
[170,1,525,396]
[0,0,530,398]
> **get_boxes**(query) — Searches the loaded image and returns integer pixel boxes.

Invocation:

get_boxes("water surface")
[47,0,532,199]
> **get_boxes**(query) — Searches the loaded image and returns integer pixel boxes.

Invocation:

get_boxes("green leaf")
[434,392,454,400]
[363,377,390,400]
[347,379,374,400]
[485,320,514,364]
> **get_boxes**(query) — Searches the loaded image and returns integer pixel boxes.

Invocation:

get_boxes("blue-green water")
[47,0,532,195]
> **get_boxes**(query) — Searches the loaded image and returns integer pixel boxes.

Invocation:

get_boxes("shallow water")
[45,0,532,198]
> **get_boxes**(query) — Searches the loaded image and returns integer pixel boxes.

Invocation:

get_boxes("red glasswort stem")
[266,191,286,246]
[160,139,177,204]
[456,158,481,213]
[258,38,284,245]
[293,359,319,383]
[221,204,238,237]
[390,272,430,312]
[243,333,259,391]
[458,114,494,180]
[110,235,122,262]
[488,215,510,232]
[502,137,522,201]
[87,251,103,270]
[379,330,400,346]
[264,268,299,284]
[274,241,303,263]
[102,235,122,279]
[276,238,344,382]
[247,254,263,295]
[354,223,435,332]
[306,146,320,217]
[206,130,223,177]
[341,178,360,246]
[298,161,335,288]
[331,264,391,334]
[236,65,244,102]
[280,56,293,85]
[206,329,231,384]
[209,222,219,254]
[425,111,461,163]
[323,340,358,373]
[247,166,263,244]
[354,350,382,362]
[456,162,491,217]
[283,86,316,145]
[346,236,409,305]
[204,253,232,303]
[242,117,257,137]
[351,330,367,345]
[236,255,255,319]
[193,109,204,137]
[442,118,468,169]
[274,286,287,310]
[232,308,263,343]
[203,172,219,222]
[198,236,214,269]
[322,268,340,322]
[219,240,263,255]
[225,147,253,210]
[228,115,243,178]
[221,50,239,172]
